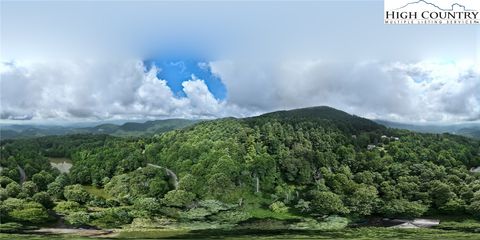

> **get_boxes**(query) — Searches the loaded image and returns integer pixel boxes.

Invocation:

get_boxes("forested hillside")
[457,127,480,140]
[1,106,480,232]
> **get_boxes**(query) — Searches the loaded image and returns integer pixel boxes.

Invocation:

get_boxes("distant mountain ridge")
[0,106,385,140]
[2,106,478,140]
[376,119,480,139]
[0,119,199,140]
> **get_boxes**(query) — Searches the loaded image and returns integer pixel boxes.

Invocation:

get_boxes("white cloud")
[0,60,249,121]
[210,60,480,122]
[1,59,478,123]
[182,76,221,115]
[2,1,478,123]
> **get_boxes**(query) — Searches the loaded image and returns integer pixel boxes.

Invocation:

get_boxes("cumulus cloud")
[1,59,478,123]
[0,60,249,121]
[2,1,477,123]
[210,60,480,122]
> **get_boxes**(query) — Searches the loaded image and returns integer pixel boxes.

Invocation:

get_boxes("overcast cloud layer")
[1,1,479,123]
[211,60,480,122]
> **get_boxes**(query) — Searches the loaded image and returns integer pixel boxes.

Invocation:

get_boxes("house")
[367,144,376,150]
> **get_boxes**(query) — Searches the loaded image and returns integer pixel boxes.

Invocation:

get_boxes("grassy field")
[2,212,479,239]
[116,227,480,239]
[2,227,480,239]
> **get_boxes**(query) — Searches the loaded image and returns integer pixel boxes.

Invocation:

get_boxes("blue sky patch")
[143,59,227,100]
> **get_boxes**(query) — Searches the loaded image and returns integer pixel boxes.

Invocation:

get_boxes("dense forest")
[1,106,480,232]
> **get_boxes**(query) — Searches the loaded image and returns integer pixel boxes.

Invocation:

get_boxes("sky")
[1,0,479,123]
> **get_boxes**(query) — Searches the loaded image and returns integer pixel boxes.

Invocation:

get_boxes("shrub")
[33,192,54,209]
[309,191,349,215]
[47,182,64,200]
[132,198,161,217]
[5,182,21,198]
[161,190,195,208]
[0,177,14,188]
[198,200,234,213]
[179,208,211,220]
[2,198,50,224]
[269,201,289,213]
[63,184,91,204]
[210,210,252,223]
[91,207,132,228]
[379,199,428,218]
[0,222,24,233]
[21,181,38,197]
[66,211,91,227]
[54,201,85,214]
[9,205,49,224]
[0,188,8,201]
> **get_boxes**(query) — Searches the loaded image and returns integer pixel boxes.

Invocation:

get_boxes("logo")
[384,0,479,24]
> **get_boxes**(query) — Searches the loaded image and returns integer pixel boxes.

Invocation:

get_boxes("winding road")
[17,165,26,183]
[147,163,179,189]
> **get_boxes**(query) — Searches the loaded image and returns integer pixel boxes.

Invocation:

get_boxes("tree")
[9,206,49,224]
[148,178,169,199]
[206,173,235,201]
[3,107,480,227]
[162,190,195,208]
[55,174,71,187]
[105,166,170,199]
[274,184,297,204]
[379,199,428,218]
[54,201,85,214]
[440,197,466,213]
[33,192,54,209]
[91,207,132,228]
[269,201,289,213]
[5,182,21,198]
[32,171,55,191]
[346,185,379,216]
[47,182,64,200]
[429,180,455,209]
[65,211,90,227]
[467,191,480,217]
[64,184,91,204]
[309,191,349,215]
[178,174,198,193]
[295,199,311,213]
[0,188,8,201]
[0,176,14,187]
[133,198,161,217]
[4,199,49,224]
[21,181,38,197]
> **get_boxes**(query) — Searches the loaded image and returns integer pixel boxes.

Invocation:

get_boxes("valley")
[1,106,480,239]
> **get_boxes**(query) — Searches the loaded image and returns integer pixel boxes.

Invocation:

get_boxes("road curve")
[147,163,178,189]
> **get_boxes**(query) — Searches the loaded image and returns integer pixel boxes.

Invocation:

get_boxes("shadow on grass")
[118,228,480,240]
